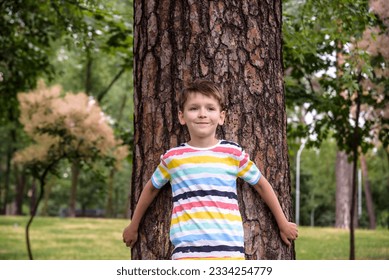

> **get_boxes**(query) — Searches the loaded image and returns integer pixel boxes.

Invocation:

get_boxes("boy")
[123,79,298,260]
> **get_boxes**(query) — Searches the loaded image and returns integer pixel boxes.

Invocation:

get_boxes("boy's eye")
[189,107,198,111]
[208,107,216,111]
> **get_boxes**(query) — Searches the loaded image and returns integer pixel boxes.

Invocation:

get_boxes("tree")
[0,0,134,216]
[359,0,389,229]
[131,0,294,259]
[335,151,355,228]
[283,0,387,259]
[298,138,337,227]
[14,81,128,259]
[48,0,134,217]
[0,0,59,214]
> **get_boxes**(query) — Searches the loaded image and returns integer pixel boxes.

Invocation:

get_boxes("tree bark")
[132,0,294,259]
[335,151,355,228]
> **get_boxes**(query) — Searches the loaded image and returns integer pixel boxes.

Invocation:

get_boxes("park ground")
[0,216,388,260]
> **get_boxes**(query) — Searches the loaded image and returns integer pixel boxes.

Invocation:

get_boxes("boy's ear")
[218,110,226,125]
[178,111,186,125]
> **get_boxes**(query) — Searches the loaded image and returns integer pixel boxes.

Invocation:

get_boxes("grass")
[295,226,389,260]
[1,216,388,260]
[0,216,131,260]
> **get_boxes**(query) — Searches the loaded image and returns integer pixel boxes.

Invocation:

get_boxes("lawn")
[1,216,388,260]
[0,216,131,260]
[295,226,389,260]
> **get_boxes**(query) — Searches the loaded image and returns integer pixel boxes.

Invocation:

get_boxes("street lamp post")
[296,139,306,226]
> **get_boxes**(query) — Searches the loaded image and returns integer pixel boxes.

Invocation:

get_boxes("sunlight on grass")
[1,216,388,260]
[0,216,131,260]
[295,227,389,260]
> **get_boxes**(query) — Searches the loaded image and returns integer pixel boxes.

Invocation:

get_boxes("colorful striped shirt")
[151,140,261,260]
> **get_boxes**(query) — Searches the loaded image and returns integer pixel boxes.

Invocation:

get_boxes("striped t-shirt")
[151,140,261,260]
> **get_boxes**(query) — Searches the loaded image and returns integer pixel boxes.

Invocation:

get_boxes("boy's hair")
[179,79,226,111]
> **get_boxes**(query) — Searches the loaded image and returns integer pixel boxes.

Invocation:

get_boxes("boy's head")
[178,79,226,112]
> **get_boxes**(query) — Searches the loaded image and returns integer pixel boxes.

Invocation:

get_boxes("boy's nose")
[198,108,207,118]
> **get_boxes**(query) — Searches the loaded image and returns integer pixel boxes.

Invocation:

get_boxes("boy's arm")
[253,176,298,246]
[122,179,161,248]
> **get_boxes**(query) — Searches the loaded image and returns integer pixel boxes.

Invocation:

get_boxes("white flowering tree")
[14,81,128,259]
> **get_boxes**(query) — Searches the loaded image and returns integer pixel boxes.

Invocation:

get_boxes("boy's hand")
[279,222,298,247]
[122,224,138,248]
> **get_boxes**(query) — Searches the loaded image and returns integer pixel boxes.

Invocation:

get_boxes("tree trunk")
[29,180,37,216]
[349,86,362,260]
[0,170,3,214]
[360,155,376,229]
[105,168,116,217]
[69,161,80,217]
[1,123,16,214]
[13,165,26,215]
[41,180,52,217]
[335,151,355,228]
[85,49,93,96]
[132,0,294,260]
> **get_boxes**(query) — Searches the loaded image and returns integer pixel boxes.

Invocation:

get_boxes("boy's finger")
[281,235,291,247]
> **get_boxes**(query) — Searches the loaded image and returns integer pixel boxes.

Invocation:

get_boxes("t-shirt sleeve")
[151,156,170,189]
[237,149,261,185]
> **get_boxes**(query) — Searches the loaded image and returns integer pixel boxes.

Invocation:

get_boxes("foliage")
[284,1,389,258]
[289,136,389,228]
[12,80,129,259]
[14,81,128,173]
[0,0,134,215]
[365,146,389,228]
[50,0,133,101]
[283,0,388,152]
[0,0,58,122]
[0,0,133,122]
[299,139,337,226]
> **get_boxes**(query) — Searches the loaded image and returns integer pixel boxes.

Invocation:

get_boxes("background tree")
[300,138,337,226]
[0,0,59,214]
[283,0,387,259]
[45,0,133,217]
[131,0,294,259]
[14,81,128,259]
[356,0,389,230]
[335,151,355,228]
[0,0,134,217]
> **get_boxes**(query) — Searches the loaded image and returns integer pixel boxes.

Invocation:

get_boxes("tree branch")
[97,67,126,103]
[25,157,62,260]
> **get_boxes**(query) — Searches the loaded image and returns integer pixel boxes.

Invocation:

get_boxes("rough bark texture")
[131,0,294,260]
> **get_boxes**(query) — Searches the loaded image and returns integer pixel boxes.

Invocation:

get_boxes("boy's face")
[178,93,225,144]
